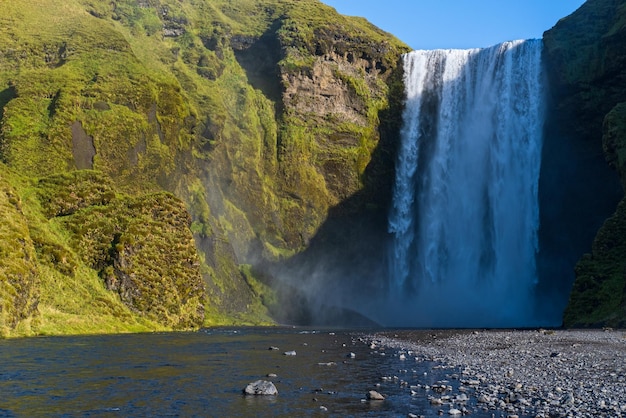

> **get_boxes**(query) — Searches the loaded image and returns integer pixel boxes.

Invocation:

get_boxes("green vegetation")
[0,167,39,337]
[0,0,407,336]
[564,198,626,328]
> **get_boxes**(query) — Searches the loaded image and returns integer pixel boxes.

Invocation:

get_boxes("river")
[0,328,529,417]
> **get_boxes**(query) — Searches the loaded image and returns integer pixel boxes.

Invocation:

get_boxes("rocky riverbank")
[365,329,626,417]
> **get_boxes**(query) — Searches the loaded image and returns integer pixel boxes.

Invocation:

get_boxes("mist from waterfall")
[387,39,545,327]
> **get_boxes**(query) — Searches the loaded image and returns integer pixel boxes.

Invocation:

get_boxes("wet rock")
[364,329,626,417]
[367,390,385,400]
[455,393,468,402]
[243,380,278,396]
[284,350,296,356]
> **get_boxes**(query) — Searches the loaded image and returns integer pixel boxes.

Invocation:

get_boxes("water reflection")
[0,328,522,417]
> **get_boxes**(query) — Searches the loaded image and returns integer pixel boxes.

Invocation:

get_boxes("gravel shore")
[366,329,626,417]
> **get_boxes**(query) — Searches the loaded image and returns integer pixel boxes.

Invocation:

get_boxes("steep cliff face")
[543,0,626,327]
[0,0,407,335]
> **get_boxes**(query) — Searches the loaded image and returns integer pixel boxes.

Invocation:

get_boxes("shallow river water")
[0,328,526,417]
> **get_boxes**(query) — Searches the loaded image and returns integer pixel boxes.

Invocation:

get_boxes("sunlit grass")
[0,0,408,336]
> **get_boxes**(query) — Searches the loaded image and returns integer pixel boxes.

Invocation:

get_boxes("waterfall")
[387,40,545,327]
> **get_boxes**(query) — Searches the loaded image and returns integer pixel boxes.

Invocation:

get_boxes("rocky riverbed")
[365,329,626,417]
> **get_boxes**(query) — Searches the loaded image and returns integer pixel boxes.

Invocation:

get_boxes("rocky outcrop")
[543,0,626,327]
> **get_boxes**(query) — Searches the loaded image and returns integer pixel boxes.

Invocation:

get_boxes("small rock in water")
[284,350,296,356]
[243,380,278,396]
[266,373,277,378]
[367,390,385,401]
[455,393,468,402]
[477,394,491,403]
[347,352,356,358]
[319,405,328,412]
[268,346,279,350]
[448,408,462,415]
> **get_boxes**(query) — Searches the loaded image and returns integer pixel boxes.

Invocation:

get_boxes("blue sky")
[320,0,586,50]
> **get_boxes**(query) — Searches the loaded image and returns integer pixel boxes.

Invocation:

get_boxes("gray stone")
[367,390,385,400]
[243,380,278,396]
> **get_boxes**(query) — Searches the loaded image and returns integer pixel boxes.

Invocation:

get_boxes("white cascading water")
[387,40,545,327]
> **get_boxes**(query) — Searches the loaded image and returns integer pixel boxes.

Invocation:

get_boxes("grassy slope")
[0,0,406,336]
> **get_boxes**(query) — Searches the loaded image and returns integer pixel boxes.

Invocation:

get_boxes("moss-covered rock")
[564,198,626,327]
[36,170,115,217]
[39,184,205,329]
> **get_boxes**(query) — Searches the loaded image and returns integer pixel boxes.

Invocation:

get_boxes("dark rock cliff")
[543,0,626,327]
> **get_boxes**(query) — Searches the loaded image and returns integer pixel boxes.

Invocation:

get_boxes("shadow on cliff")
[265,66,405,327]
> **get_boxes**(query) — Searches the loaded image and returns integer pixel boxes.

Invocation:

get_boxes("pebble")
[283,350,296,356]
[365,330,626,417]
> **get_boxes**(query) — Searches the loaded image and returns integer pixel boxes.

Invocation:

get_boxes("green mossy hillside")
[0,166,164,336]
[0,0,408,335]
[36,170,116,217]
[57,190,206,330]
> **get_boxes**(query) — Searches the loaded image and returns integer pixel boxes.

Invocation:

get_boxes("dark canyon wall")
[543,0,626,327]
